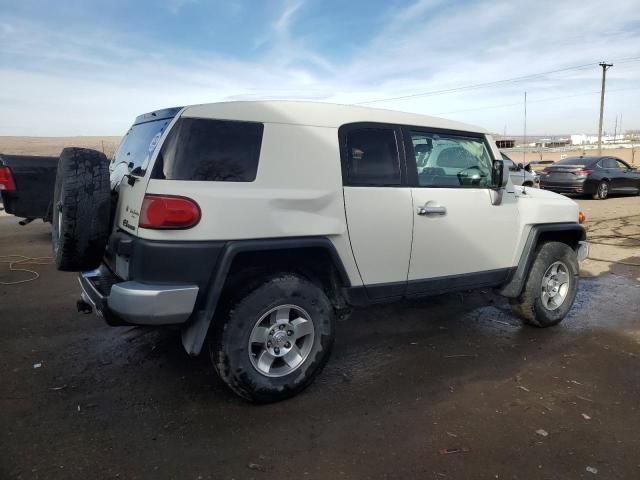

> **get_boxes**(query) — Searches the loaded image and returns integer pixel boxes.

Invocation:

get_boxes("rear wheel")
[211,274,335,403]
[592,180,609,200]
[510,241,579,327]
[52,147,110,271]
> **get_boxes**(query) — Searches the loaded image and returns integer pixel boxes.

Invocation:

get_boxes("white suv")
[51,101,588,402]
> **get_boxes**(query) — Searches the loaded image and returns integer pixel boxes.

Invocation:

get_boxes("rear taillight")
[139,194,201,229]
[573,169,593,176]
[0,166,16,191]
[541,168,550,175]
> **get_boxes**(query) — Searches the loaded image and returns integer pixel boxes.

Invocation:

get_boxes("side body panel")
[141,121,363,287]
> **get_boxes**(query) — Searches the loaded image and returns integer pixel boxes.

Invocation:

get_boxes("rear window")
[112,118,172,176]
[556,157,596,166]
[344,127,401,186]
[152,118,264,182]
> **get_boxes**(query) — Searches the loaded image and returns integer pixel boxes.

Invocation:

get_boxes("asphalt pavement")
[1,198,639,480]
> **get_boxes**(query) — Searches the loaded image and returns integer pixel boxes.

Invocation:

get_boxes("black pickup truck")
[0,154,59,224]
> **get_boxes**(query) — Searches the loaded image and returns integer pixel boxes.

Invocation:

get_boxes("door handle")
[417,202,446,216]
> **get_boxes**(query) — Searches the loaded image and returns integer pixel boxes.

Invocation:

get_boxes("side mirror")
[492,159,509,189]
[517,162,524,171]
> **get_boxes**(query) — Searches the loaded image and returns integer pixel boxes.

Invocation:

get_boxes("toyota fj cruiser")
[52,101,588,402]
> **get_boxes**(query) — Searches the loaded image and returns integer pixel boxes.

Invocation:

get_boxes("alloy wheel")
[540,261,570,310]
[248,304,315,377]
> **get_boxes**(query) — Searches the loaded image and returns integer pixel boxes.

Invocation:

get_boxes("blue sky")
[1,0,639,136]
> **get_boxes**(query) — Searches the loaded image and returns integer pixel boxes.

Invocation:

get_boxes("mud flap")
[181,311,211,356]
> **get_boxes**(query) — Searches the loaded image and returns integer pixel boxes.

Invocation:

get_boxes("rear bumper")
[540,178,595,194]
[79,265,199,326]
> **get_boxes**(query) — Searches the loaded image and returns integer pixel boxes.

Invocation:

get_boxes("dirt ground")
[0,137,121,158]
[1,196,639,480]
[505,147,640,168]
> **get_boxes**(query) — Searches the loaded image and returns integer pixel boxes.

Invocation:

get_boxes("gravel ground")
[0,196,639,480]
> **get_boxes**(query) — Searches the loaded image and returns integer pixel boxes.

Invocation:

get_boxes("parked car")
[540,155,640,199]
[527,160,555,172]
[0,154,59,224]
[51,101,588,402]
[500,152,539,187]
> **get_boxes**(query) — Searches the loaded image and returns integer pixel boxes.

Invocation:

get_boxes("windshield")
[111,119,172,177]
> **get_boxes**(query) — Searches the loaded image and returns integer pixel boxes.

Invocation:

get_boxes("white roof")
[181,100,486,133]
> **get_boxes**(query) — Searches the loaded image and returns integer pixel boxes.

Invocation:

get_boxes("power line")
[431,86,639,116]
[355,56,640,105]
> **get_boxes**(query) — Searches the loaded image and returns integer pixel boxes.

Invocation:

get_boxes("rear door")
[340,123,413,299]
[404,128,519,293]
[614,159,637,190]
[599,157,623,190]
[110,110,181,236]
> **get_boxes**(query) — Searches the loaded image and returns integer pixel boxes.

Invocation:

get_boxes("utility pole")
[523,91,527,164]
[597,62,613,155]
[613,114,618,144]
[619,114,622,142]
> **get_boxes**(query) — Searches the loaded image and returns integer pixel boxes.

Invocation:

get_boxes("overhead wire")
[355,56,640,105]
[432,86,640,116]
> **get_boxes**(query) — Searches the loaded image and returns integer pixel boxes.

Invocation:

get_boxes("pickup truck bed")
[0,154,59,222]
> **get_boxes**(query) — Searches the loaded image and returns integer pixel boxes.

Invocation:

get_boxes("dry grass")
[0,136,122,158]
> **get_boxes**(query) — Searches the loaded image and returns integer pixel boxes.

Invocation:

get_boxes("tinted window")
[153,118,263,181]
[345,128,401,186]
[112,119,172,176]
[410,131,492,187]
[504,159,519,171]
[616,159,630,169]
[601,158,618,168]
[557,157,597,166]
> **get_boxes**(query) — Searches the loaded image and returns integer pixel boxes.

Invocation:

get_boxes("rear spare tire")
[52,147,111,271]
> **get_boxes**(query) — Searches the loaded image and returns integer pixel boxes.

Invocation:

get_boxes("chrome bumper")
[79,266,198,325]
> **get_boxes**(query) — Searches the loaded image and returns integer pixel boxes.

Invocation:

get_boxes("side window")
[410,131,493,187]
[344,128,401,186]
[153,118,264,181]
[615,159,629,170]
[602,158,617,169]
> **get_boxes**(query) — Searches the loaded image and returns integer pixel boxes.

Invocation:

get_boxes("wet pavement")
[1,198,639,480]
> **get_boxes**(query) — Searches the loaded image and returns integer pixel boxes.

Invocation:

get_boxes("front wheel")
[592,180,609,200]
[510,242,579,327]
[210,274,335,403]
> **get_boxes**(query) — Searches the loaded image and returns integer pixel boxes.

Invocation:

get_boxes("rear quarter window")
[153,118,264,182]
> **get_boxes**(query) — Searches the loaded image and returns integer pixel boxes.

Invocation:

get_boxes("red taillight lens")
[0,166,16,191]
[541,168,549,174]
[573,169,593,176]
[139,194,201,229]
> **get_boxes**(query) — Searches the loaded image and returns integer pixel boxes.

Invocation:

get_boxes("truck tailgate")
[0,154,59,221]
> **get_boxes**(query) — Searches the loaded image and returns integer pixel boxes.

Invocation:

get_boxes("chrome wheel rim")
[598,183,608,199]
[540,261,570,310]
[248,304,315,378]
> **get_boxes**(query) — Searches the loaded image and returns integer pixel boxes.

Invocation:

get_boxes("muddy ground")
[1,196,639,480]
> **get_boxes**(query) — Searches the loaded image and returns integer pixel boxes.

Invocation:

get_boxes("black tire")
[592,180,609,200]
[211,274,335,403]
[52,147,111,272]
[510,241,579,328]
